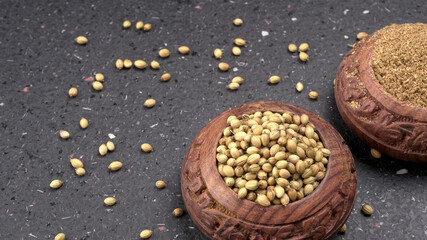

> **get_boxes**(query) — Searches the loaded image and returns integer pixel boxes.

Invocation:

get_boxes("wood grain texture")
[181,101,357,240]
[335,33,427,163]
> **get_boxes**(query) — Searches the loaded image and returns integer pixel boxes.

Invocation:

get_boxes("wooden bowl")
[334,33,427,163]
[181,101,356,240]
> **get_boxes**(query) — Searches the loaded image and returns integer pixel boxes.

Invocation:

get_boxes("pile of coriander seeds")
[216,111,330,207]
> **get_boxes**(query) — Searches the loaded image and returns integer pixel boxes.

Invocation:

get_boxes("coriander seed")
[59,130,70,139]
[70,158,84,168]
[143,98,156,108]
[104,197,117,206]
[214,48,223,59]
[92,81,103,91]
[143,23,151,31]
[296,82,304,92]
[159,49,171,58]
[136,21,144,30]
[233,18,243,26]
[218,62,230,71]
[339,224,347,234]
[362,204,373,216]
[140,230,152,239]
[150,61,160,69]
[357,32,368,40]
[141,143,153,152]
[155,180,166,189]
[298,43,309,52]
[115,59,124,70]
[234,38,246,46]
[160,73,171,82]
[288,43,297,53]
[75,36,88,45]
[68,87,78,98]
[134,60,148,69]
[106,141,115,151]
[79,117,88,129]
[178,46,190,55]
[299,52,309,62]
[172,208,184,217]
[228,82,240,90]
[231,76,244,84]
[309,91,318,100]
[370,148,381,159]
[108,161,123,171]
[123,59,133,68]
[99,144,108,156]
[268,75,281,84]
[54,233,65,240]
[232,47,241,56]
[123,20,131,29]
[75,167,86,176]
[50,179,63,189]
[95,73,104,82]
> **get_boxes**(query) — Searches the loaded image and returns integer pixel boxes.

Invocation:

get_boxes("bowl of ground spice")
[335,23,427,163]
[181,101,356,240]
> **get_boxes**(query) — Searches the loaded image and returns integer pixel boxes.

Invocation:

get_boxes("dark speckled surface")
[0,0,426,239]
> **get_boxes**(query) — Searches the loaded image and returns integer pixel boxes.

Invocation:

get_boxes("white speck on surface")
[344,35,349,39]
[384,7,391,12]
[0,102,4,106]
[28,233,38,238]
[363,10,370,14]
[396,169,408,175]
[150,123,159,128]
[291,17,297,21]
[233,67,238,72]
[108,133,116,139]
[189,226,195,229]
[343,9,349,15]
[82,107,92,111]
[261,31,269,37]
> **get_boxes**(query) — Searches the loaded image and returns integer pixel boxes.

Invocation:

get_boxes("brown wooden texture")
[181,101,357,240]
[334,33,427,163]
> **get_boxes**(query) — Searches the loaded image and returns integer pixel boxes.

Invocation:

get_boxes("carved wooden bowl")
[181,101,357,240]
[335,33,427,163]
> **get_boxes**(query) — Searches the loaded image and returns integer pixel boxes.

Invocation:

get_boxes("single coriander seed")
[370,148,381,159]
[50,179,63,189]
[143,23,151,32]
[79,117,88,129]
[296,82,304,92]
[95,73,104,82]
[233,18,243,26]
[299,52,309,62]
[232,46,241,56]
[339,224,347,234]
[123,20,131,29]
[309,91,319,100]
[231,76,244,84]
[136,21,144,30]
[59,130,70,139]
[99,144,108,156]
[214,48,223,59]
[143,98,156,108]
[161,73,171,82]
[123,59,133,68]
[115,59,124,70]
[159,49,171,58]
[298,43,309,52]
[108,161,123,171]
[288,43,297,53]
[357,32,369,40]
[75,167,86,176]
[150,61,160,69]
[92,81,103,91]
[134,60,148,69]
[75,36,88,45]
[104,197,117,206]
[178,46,190,55]
[155,180,166,189]
[68,87,78,98]
[234,38,246,47]
[106,141,115,151]
[218,62,230,71]
[172,208,184,217]
[70,158,84,168]
[140,230,153,239]
[268,75,281,84]
[141,143,153,152]
[54,233,66,240]
[228,82,240,90]
[362,204,373,216]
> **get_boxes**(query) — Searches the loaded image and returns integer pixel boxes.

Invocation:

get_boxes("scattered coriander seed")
[50,179,63,189]
[95,73,104,82]
[68,87,78,98]
[370,148,381,159]
[339,224,347,234]
[115,59,124,70]
[357,32,369,40]
[178,46,190,55]
[309,91,319,100]
[54,233,66,240]
[143,98,156,108]
[160,73,171,82]
[234,38,246,47]
[218,62,230,71]
[106,141,115,151]
[136,21,144,30]
[140,230,153,239]
[104,197,117,206]
[123,20,131,29]
[214,48,223,59]
[155,180,166,189]
[298,43,309,52]
[59,130,70,139]
[232,46,241,56]
[143,23,151,32]
[228,82,240,90]
[92,81,103,91]
[159,49,171,58]
[150,61,160,69]
[141,143,153,152]
[75,167,86,176]
[99,144,108,156]
[233,18,243,26]
[124,59,133,68]
[134,60,148,69]
[172,208,184,217]
[362,204,373,216]
[70,158,84,168]
[288,43,297,53]
[108,161,123,171]
[296,82,304,92]
[268,75,281,84]
[75,36,88,45]
[231,76,244,84]
[299,52,309,62]
[79,117,88,129]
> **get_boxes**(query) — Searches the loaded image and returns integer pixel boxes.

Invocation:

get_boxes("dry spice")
[68,87,78,98]
[214,48,223,59]
[362,204,373,216]
[234,38,246,46]
[144,99,156,108]
[134,60,148,69]
[232,47,241,56]
[296,82,304,92]
[70,158,84,168]
[80,118,88,129]
[217,111,329,206]
[75,36,88,45]
[155,180,166,189]
[150,61,160,69]
[339,224,347,234]
[159,49,171,58]
[124,59,133,68]
[232,76,244,84]
[371,23,427,108]
[218,62,230,71]
[123,20,131,29]
[288,44,297,53]
[50,179,63,189]
[95,73,104,82]
[99,144,108,156]
[115,59,124,70]
[108,161,123,171]
[143,23,152,32]
[54,233,65,240]
[161,73,171,82]
[141,143,153,152]
[299,52,309,62]
[268,76,280,84]
[140,230,152,239]
[106,141,115,151]
[92,81,103,91]
[309,91,318,100]
[370,148,381,159]
[172,208,184,217]
[59,130,70,139]
[136,21,144,30]
[75,167,86,176]
[104,197,117,206]
[298,43,309,52]
[357,32,368,40]
[178,46,190,55]
[233,18,243,26]
[228,82,240,90]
